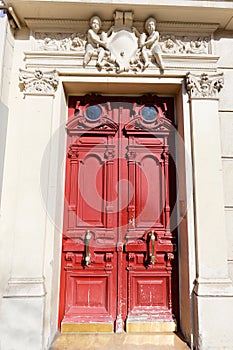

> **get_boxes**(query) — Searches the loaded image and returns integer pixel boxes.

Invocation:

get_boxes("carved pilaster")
[19,68,59,95]
[186,72,224,99]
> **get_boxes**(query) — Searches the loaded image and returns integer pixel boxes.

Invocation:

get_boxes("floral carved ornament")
[186,72,224,99]
[19,69,59,94]
[35,11,210,74]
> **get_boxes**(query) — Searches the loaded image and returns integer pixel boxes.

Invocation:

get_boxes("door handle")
[84,230,94,266]
[149,231,156,265]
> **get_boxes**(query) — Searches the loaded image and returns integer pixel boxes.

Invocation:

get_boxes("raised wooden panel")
[136,156,162,228]
[135,277,167,307]
[78,155,105,227]
[128,272,171,319]
[74,277,108,309]
[65,273,110,316]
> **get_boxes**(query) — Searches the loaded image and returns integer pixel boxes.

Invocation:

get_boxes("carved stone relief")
[186,72,224,99]
[36,32,210,55]
[34,11,211,74]
[160,35,209,55]
[35,32,86,51]
[19,68,59,94]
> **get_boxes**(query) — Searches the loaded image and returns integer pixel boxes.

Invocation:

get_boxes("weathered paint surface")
[59,96,178,331]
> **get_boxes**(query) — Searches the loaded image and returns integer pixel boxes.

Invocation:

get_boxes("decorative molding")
[186,72,224,99]
[32,11,212,75]
[3,278,46,298]
[68,147,79,159]
[104,148,115,160]
[66,105,118,135]
[26,18,81,26]
[35,32,86,51]
[26,17,219,33]
[194,277,233,297]
[35,32,210,55]
[156,21,219,33]
[160,35,209,55]
[19,68,59,95]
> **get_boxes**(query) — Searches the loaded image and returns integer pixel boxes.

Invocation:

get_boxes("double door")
[59,96,177,332]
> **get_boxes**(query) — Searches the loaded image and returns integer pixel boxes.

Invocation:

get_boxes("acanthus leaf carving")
[35,31,210,56]
[160,35,209,55]
[35,32,86,51]
[186,72,224,99]
[19,68,59,94]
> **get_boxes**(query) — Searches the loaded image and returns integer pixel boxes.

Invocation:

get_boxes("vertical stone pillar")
[0,69,58,350]
[186,72,233,349]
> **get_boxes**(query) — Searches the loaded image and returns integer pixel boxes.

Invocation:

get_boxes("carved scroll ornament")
[186,72,224,99]
[19,68,59,94]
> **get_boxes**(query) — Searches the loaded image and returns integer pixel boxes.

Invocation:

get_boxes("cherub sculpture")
[83,16,108,68]
[140,17,164,71]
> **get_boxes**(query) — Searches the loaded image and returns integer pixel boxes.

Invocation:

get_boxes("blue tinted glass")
[86,105,101,121]
[142,106,158,121]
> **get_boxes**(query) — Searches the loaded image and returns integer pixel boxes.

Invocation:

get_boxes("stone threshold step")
[50,332,190,350]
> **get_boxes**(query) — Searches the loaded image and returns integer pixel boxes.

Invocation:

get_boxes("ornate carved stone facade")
[35,32,86,51]
[160,35,209,54]
[35,32,210,55]
[19,68,59,94]
[33,11,211,74]
[186,72,224,99]
[2,1,233,349]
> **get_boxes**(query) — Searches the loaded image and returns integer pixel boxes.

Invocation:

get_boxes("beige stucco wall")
[0,12,14,295]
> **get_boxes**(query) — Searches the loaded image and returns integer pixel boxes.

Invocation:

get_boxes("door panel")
[136,156,162,227]
[59,96,177,332]
[79,155,105,226]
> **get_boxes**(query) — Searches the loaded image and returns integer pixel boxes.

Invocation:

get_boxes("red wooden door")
[59,96,177,332]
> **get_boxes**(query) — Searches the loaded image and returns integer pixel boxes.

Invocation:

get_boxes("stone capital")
[19,68,59,95]
[185,72,224,99]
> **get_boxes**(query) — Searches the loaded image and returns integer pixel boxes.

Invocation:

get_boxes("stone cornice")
[25,18,219,34]
[23,51,219,77]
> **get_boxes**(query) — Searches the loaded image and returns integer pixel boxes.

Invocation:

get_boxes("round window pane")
[86,105,101,121]
[142,106,158,122]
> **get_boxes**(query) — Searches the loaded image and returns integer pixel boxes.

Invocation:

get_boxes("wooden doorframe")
[51,78,194,342]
